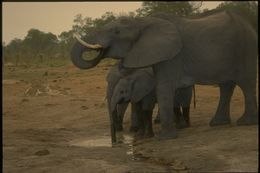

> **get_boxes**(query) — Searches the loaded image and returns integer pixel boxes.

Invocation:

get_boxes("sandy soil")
[3,64,258,173]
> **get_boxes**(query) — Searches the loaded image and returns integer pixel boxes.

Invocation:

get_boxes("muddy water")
[70,133,188,172]
[70,133,134,156]
[70,137,112,147]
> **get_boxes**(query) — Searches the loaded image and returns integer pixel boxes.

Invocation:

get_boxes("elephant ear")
[124,18,182,68]
[131,71,155,103]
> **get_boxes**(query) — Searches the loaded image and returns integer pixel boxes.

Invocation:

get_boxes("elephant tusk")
[73,33,103,49]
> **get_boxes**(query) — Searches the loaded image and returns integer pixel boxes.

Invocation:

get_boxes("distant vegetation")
[2,1,258,67]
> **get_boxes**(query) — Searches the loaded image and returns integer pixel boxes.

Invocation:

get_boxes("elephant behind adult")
[71,9,258,140]
[154,86,193,128]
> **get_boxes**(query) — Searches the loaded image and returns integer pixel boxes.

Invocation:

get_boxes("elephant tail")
[193,85,196,109]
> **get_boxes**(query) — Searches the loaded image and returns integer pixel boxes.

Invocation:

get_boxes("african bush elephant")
[71,9,258,140]
[106,64,156,140]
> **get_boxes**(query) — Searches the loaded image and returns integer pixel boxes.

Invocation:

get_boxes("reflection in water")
[70,137,112,147]
[69,133,187,171]
[69,133,144,160]
[69,133,134,149]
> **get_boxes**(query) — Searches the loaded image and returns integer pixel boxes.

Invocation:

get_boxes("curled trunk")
[70,42,104,69]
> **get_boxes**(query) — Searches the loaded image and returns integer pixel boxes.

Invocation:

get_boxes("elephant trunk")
[107,84,117,144]
[70,42,104,69]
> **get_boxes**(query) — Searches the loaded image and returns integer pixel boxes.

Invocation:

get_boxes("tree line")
[2,1,258,66]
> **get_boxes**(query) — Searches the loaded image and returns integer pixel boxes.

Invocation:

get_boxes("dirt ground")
[3,63,259,173]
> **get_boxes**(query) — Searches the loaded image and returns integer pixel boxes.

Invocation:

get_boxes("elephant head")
[71,16,182,69]
[110,69,155,113]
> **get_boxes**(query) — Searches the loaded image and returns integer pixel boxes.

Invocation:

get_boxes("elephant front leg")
[210,82,235,126]
[157,83,177,139]
[109,109,117,144]
[143,110,154,138]
[116,102,129,131]
[129,103,139,132]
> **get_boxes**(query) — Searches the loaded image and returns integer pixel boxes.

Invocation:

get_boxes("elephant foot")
[209,115,231,127]
[157,129,177,140]
[129,126,139,132]
[154,116,160,124]
[237,113,258,125]
[176,122,190,129]
[135,129,145,139]
[176,117,189,129]
[144,131,154,138]
[115,125,123,131]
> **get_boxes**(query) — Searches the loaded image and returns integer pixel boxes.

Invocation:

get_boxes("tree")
[58,30,75,59]
[72,14,94,35]
[93,12,117,29]
[23,29,59,57]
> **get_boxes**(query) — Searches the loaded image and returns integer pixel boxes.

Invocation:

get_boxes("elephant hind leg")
[174,107,188,129]
[175,107,190,129]
[210,81,236,126]
[237,80,258,125]
[182,107,190,126]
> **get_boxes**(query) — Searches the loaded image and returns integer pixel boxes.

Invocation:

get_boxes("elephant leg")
[174,107,189,129]
[182,107,191,126]
[134,103,145,138]
[154,109,161,124]
[237,81,258,125]
[143,110,154,138]
[129,103,139,132]
[116,102,129,131]
[157,84,177,139]
[110,109,117,144]
[210,82,235,126]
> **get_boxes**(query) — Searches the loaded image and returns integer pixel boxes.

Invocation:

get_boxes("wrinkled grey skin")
[71,9,258,140]
[107,64,156,139]
[108,64,193,141]
[154,86,193,128]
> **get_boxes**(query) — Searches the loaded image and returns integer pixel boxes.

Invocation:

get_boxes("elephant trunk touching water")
[71,9,258,141]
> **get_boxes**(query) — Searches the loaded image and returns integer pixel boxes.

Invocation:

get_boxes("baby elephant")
[107,64,156,138]
[107,64,194,142]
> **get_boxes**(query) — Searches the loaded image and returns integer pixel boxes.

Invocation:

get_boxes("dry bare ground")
[3,64,258,173]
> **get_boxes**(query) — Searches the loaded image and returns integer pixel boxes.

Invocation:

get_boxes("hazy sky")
[3,1,221,44]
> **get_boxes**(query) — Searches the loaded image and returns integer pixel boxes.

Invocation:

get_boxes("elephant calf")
[107,64,156,138]
[107,64,194,140]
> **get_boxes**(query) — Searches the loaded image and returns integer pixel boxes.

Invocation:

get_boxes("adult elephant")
[71,9,258,140]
